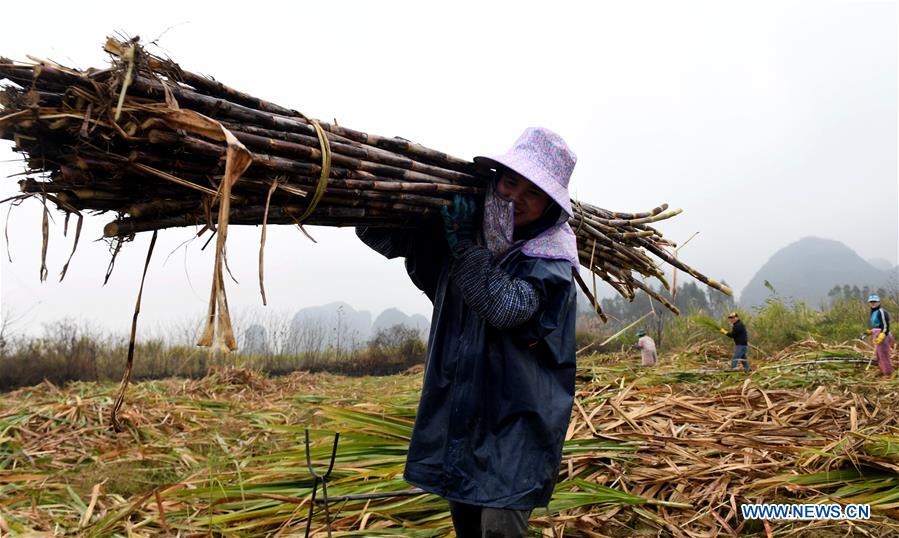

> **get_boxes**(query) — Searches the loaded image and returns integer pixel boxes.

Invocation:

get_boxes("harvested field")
[2,339,898,537]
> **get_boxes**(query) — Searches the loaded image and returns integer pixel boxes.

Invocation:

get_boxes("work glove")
[441,194,478,251]
[719,328,728,335]
[874,332,886,345]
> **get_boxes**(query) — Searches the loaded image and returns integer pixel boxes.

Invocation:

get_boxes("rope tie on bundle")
[296,118,332,223]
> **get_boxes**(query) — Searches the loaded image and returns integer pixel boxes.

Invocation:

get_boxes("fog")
[1,0,896,337]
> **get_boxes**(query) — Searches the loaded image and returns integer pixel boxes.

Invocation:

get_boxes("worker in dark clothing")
[356,127,579,537]
[720,312,750,372]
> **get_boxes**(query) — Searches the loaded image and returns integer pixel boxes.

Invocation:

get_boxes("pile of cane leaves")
[2,339,899,536]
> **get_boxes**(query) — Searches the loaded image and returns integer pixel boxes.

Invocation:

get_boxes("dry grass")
[1,339,898,536]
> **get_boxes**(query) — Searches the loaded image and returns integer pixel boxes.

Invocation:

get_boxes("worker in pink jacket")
[866,294,893,376]
[635,330,657,367]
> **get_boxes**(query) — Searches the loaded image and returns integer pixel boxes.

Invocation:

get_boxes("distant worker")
[866,295,893,376]
[720,312,750,372]
[634,330,657,367]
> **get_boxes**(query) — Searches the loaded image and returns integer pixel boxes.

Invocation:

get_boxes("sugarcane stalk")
[219,121,476,183]
[599,208,684,227]
[53,192,123,211]
[106,39,479,173]
[638,238,732,296]
[122,199,201,218]
[124,74,477,174]
[596,203,669,220]
[629,277,680,315]
[126,151,221,175]
[580,224,664,280]
[0,88,65,108]
[600,311,655,347]
[137,159,482,199]
[148,129,476,192]
[145,124,476,187]
[104,204,438,237]
[573,270,608,322]
[576,254,633,300]
[227,128,473,186]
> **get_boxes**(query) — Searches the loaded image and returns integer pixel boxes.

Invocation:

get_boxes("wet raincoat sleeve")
[355,223,447,302]
[445,238,575,368]
[449,241,541,330]
[513,258,578,367]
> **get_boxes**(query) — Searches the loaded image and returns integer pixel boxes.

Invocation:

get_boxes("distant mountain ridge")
[869,258,896,272]
[740,237,894,308]
[286,302,430,352]
[240,303,430,354]
[372,307,429,336]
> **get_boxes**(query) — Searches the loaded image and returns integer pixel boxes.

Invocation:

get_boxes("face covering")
[481,180,517,261]
[481,179,579,267]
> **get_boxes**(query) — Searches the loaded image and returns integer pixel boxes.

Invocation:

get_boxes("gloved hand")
[719,328,728,335]
[874,332,886,345]
[441,194,478,251]
[866,328,874,335]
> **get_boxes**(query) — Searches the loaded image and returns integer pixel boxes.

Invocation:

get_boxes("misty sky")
[1,1,896,338]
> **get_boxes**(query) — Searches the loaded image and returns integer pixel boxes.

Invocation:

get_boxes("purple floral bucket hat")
[473,127,576,216]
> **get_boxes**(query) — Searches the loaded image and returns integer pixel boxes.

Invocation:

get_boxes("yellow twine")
[296,119,331,222]
[574,200,586,235]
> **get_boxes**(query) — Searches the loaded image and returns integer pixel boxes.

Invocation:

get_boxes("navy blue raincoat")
[357,222,577,510]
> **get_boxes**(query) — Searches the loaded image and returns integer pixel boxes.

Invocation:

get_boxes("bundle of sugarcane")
[0,38,731,323]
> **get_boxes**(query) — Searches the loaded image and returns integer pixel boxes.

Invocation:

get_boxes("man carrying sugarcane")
[356,127,578,537]
[866,294,893,376]
[635,329,658,367]
[720,312,750,372]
